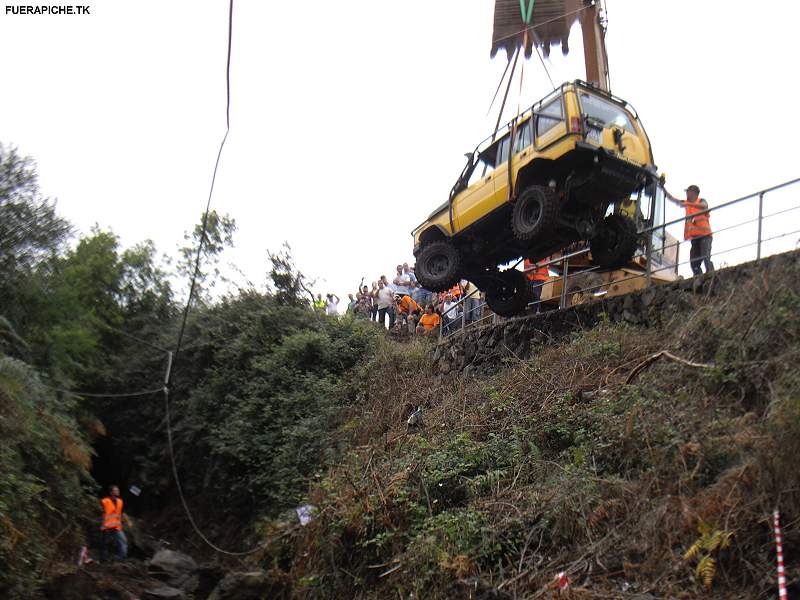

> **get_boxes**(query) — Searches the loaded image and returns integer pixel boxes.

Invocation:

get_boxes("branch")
[625,351,714,385]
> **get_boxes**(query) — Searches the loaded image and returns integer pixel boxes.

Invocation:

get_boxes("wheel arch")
[515,159,560,195]
[419,225,448,245]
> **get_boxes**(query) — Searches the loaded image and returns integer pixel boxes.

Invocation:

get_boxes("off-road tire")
[590,214,639,268]
[415,241,461,292]
[485,269,531,318]
[512,185,559,241]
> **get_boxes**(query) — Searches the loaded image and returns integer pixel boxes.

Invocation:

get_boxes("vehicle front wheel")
[485,269,531,318]
[415,241,461,292]
[512,185,559,241]
[589,214,639,268]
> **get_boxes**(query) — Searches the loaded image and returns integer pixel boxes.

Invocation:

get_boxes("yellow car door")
[490,136,512,211]
[453,135,510,231]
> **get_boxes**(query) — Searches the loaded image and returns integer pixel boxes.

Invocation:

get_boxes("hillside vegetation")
[0,143,382,597]
[3,142,799,599]
[257,259,800,599]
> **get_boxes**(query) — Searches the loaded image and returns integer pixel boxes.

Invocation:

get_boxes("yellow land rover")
[412,80,657,317]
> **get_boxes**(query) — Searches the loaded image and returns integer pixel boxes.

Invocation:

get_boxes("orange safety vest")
[523,259,549,282]
[683,198,712,240]
[101,497,124,531]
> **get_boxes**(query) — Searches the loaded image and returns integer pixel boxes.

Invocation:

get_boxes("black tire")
[512,185,559,241]
[415,241,461,292]
[485,269,531,318]
[590,214,639,268]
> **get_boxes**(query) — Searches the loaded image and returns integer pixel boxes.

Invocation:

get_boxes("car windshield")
[579,92,635,133]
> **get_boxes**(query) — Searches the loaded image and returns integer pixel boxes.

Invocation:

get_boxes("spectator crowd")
[315,262,485,337]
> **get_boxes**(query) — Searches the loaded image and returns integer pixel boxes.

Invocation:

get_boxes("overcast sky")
[2,1,799,299]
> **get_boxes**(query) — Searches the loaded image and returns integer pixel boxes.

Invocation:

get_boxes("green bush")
[0,356,94,598]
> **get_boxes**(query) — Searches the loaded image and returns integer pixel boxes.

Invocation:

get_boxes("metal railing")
[439,176,800,341]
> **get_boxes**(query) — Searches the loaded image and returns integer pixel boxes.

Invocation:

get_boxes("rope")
[162,0,272,556]
[45,386,164,399]
[486,57,513,117]
[96,321,170,354]
[533,42,556,91]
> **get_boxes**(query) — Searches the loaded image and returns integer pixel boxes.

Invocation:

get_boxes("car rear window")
[579,92,635,133]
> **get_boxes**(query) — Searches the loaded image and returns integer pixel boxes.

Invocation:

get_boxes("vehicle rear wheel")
[415,241,461,292]
[485,269,531,318]
[589,214,639,268]
[512,185,559,241]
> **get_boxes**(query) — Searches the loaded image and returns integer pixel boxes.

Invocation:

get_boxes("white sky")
[2,1,799,299]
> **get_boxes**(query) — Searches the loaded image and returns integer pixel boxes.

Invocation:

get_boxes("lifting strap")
[519,0,536,24]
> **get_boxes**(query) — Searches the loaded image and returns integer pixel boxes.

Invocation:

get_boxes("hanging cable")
[486,57,513,117]
[96,321,170,354]
[533,41,556,91]
[162,0,272,557]
[45,386,164,399]
[492,47,520,137]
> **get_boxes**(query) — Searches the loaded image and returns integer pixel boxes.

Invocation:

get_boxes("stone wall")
[433,249,800,376]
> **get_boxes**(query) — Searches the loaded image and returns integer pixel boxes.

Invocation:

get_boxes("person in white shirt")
[376,281,395,329]
[393,264,411,295]
[441,294,462,334]
[325,293,340,316]
[461,280,480,324]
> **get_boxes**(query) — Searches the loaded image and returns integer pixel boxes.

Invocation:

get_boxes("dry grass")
[260,261,800,599]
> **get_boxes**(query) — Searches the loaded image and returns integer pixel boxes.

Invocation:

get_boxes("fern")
[683,519,732,591]
[696,555,716,590]
[683,539,702,562]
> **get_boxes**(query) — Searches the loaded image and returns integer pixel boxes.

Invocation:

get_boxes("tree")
[267,242,315,307]
[0,144,71,329]
[177,210,236,303]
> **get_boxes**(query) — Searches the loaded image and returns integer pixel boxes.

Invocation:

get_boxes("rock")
[143,585,186,599]
[464,339,477,363]
[148,549,198,590]
[195,565,226,599]
[128,530,165,559]
[622,309,640,324]
[208,570,290,600]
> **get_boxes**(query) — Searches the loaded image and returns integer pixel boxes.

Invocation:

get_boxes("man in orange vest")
[666,184,714,276]
[523,259,549,313]
[394,293,422,333]
[100,485,128,561]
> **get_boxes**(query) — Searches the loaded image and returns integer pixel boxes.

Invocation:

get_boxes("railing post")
[559,255,570,309]
[645,180,656,287]
[756,192,764,260]
[461,301,466,331]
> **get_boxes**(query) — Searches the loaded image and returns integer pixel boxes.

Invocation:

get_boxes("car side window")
[535,97,563,139]
[513,120,532,153]
[496,136,511,164]
[466,156,494,187]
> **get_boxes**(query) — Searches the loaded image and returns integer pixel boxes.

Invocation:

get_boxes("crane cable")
[162,0,271,557]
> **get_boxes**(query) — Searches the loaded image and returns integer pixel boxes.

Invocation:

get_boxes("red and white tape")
[556,571,569,591]
[774,509,788,599]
